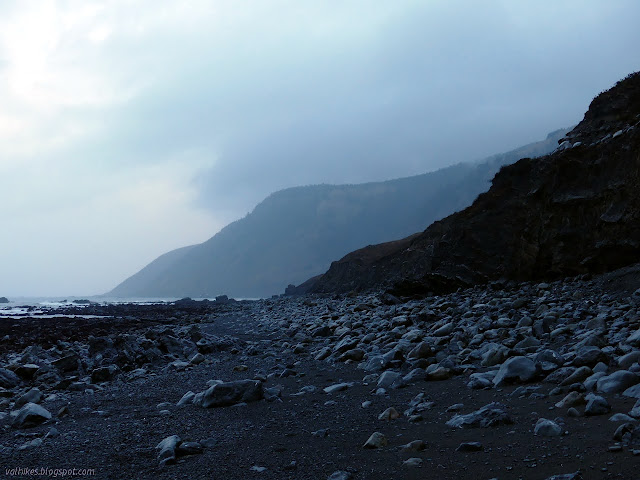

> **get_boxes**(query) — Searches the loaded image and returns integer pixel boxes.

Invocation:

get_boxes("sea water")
[0,296,258,318]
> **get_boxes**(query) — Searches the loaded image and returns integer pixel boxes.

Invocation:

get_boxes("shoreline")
[0,269,639,479]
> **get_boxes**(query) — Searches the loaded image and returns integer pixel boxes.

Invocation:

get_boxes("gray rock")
[156,435,181,466]
[560,366,592,386]
[14,364,40,380]
[609,413,636,423]
[481,345,509,367]
[52,354,79,372]
[621,425,640,447]
[323,382,353,394]
[359,355,389,372]
[15,388,42,408]
[18,438,43,450]
[555,391,585,409]
[400,439,426,451]
[11,403,51,428]
[545,367,577,384]
[467,371,496,389]
[314,347,332,361]
[408,342,432,359]
[573,346,606,367]
[91,365,117,383]
[327,471,353,480]
[189,353,205,364]
[456,441,483,452]
[378,407,400,421]
[403,368,427,383]
[627,329,640,347]
[618,351,640,369]
[535,349,564,371]
[544,473,582,480]
[623,383,640,399]
[196,380,263,408]
[446,403,513,428]
[177,391,196,407]
[377,371,403,389]
[493,356,538,386]
[434,322,454,337]
[339,349,365,362]
[402,457,423,467]
[363,431,387,449]
[426,365,452,381]
[535,418,563,436]
[0,368,20,389]
[264,385,283,401]
[515,336,541,350]
[334,337,358,354]
[596,370,640,393]
[584,394,611,416]
[176,441,203,456]
[584,371,606,391]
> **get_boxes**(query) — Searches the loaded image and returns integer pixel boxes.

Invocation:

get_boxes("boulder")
[15,388,42,408]
[196,380,263,408]
[584,394,611,416]
[362,432,387,449]
[446,403,513,428]
[377,371,403,389]
[91,365,118,383]
[156,435,181,466]
[572,346,607,367]
[408,342,433,359]
[11,403,51,428]
[467,371,496,389]
[596,370,640,394]
[534,418,563,436]
[493,356,538,386]
[0,368,20,388]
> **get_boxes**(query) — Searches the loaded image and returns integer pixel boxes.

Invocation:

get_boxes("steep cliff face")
[308,72,640,295]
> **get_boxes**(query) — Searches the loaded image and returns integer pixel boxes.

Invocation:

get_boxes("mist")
[1,0,640,296]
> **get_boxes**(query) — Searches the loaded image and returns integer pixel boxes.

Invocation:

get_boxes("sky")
[1,1,639,297]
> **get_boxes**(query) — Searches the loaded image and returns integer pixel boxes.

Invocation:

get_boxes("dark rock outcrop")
[0,297,9,304]
[307,72,640,295]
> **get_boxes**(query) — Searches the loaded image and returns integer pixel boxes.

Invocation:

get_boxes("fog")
[1,0,640,296]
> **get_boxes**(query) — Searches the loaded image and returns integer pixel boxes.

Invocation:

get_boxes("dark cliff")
[307,72,640,295]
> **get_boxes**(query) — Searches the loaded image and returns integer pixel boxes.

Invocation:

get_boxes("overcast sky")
[1,1,639,297]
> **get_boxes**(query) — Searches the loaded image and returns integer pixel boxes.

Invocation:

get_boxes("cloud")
[1,0,640,295]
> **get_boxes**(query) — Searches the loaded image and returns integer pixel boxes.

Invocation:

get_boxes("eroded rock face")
[306,72,640,295]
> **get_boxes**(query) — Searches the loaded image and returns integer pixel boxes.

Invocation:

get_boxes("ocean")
[0,296,224,318]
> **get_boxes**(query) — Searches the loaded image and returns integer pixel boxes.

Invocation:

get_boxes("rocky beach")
[1,265,640,479]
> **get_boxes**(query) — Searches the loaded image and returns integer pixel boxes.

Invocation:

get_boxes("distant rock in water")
[304,71,640,295]
[0,297,9,304]
[108,128,568,299]
[72,299,95,305]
